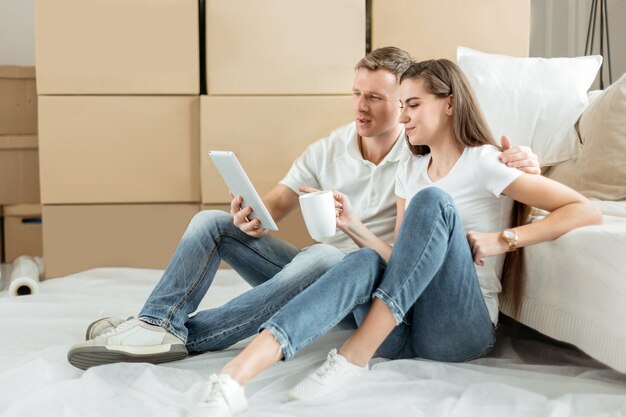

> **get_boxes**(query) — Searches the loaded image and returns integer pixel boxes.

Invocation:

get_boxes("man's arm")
[231,184,299,237]
[498,135,541,175]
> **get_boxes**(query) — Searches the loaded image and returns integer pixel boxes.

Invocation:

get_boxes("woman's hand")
[466,231,508,266]
[299,186,356,231]
[331,190,356,231]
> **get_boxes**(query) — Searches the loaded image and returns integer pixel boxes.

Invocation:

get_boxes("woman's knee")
[411,187,453,208]
[343,248,386,277]
[403,188,457,225]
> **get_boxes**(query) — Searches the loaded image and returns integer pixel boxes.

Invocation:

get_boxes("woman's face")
[399,78,451,147]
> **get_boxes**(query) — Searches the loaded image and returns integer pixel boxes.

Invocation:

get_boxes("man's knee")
[187,210,234,237]
[295,244,345,271]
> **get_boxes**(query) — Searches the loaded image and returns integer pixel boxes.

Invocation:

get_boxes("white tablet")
[208,151,279,231]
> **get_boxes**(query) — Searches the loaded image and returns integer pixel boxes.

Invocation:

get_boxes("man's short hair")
[355,47,413,81]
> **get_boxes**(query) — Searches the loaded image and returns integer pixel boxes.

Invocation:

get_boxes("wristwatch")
[502,229,518,252]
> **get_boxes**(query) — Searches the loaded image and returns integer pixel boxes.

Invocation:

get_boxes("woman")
[189,60,602,417]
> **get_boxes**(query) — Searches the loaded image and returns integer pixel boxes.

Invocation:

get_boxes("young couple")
[67,48,600,416]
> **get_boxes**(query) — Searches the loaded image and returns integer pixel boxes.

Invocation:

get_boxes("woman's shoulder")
[467,144,501,158]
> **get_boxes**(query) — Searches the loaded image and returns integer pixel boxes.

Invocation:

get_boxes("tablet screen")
[208,151,279,231]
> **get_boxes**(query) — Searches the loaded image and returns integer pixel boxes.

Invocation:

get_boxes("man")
[67,47,539,369]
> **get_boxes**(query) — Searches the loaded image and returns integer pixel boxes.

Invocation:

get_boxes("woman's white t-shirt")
[395,145,523,324]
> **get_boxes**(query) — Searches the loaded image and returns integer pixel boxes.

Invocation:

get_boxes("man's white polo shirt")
[280,122,409,253]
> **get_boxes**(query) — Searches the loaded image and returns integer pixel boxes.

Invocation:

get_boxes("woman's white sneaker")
[288,349,369,401]
[189,373,248,417]
[68,318,188,370]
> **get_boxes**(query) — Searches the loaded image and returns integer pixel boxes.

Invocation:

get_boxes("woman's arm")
[467,174,602,265]
[393,197,406,239]
[334,194,407,262]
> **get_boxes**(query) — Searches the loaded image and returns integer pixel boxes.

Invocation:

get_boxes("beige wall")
[0,0,35,65]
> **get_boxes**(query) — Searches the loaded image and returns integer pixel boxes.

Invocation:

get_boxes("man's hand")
[499,135,541,175]
[230,193,268,237]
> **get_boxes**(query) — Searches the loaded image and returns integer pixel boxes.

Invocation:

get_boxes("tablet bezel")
[208,151,279,231]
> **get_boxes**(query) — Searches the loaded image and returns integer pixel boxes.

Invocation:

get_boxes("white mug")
[299,190,337,240]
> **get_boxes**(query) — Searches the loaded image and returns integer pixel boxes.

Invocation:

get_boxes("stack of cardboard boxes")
[200,0,364,246]
[35,0,365,278]
[370,0,530,61]
[36,0,202,278]
[0,66,43,264]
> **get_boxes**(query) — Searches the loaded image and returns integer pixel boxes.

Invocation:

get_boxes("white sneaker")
[67,318,188,370]
[85,316,128,340]
[288,349,369,401]
[189,373,248,417]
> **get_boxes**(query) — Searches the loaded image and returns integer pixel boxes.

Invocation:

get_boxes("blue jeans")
[138,210,346,353]
[263,188,496,362]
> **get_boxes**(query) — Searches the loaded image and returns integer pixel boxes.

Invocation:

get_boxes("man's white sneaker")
[288,349,369,401]
[68,318,188,370]
[189,373,248,417]
[85,316,127,340]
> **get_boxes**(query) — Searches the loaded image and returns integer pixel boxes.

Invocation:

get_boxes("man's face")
[352,68,401,139]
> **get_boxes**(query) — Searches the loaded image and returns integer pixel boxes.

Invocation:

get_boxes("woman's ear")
[446,95,453,116]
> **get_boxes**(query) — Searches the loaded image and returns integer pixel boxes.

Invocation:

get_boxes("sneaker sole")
[67,344,188,370]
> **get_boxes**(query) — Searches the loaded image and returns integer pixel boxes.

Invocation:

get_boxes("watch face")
[503,230,516,240]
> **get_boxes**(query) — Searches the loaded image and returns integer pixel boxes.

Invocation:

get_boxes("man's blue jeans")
[138,210,346,353]
[263,188,496,362]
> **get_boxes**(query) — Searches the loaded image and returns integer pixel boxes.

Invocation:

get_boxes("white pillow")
[457,47,602,165]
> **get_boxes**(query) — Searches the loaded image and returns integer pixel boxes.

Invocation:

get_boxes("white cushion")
[457,47,602,165]
[546,73,626,201]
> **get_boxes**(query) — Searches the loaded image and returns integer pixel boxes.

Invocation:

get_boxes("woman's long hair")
[400,59,527,316]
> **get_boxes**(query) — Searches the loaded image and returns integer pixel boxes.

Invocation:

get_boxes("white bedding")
[501,200,626,373]
[1,267,626,416]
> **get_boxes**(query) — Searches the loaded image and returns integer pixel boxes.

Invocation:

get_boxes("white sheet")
[1,267,626,417]
[501,200,626,373]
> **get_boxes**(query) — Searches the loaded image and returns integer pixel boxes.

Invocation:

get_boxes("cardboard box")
[0,135,40,205]
[206,0,365,94]
[372,0,531,61]
[0,66,37,134]
[3,204,43,263]
[42,203,199,278]
[38,96,200,204]
[35,0,199,94]
[202,204,314,252]
[201,95,353,204]
[0,206,3,262]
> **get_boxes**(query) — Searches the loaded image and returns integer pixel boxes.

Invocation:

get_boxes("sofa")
[457,47,626,373]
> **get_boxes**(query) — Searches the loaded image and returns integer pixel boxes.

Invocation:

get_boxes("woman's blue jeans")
[138,210,346,353]
[263,187,496,362]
